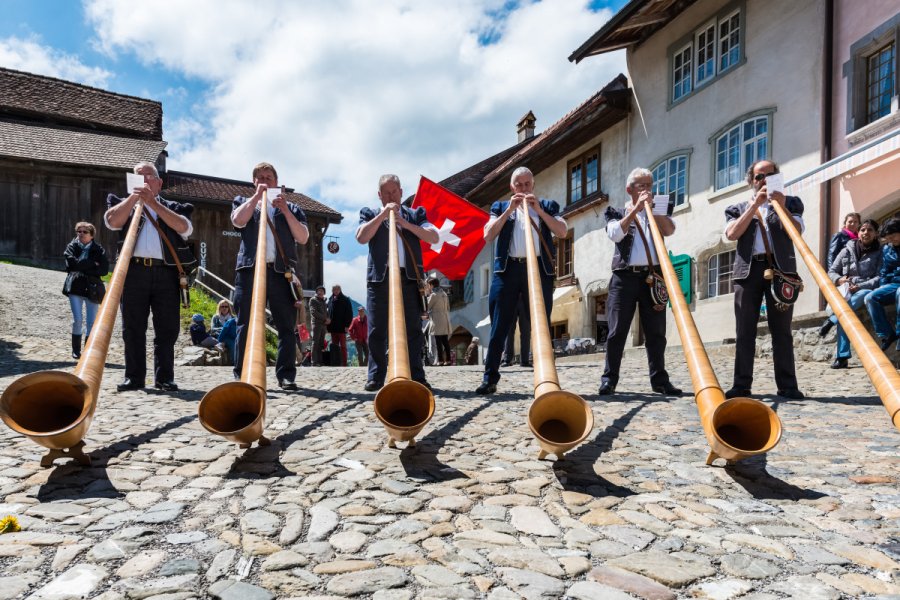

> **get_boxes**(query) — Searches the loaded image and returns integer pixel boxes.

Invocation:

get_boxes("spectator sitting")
[822,219,882,368]
[827,212,861,270]
[210,300,233,337]
[465,337,480,365]
[190,314,220,349]
[217,316,237,364]
[865,218,900,350]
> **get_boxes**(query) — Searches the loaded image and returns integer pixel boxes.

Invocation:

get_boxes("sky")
[0,0,627,303]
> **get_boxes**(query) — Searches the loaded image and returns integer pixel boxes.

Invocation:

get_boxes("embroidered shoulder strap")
[143,211,190,307]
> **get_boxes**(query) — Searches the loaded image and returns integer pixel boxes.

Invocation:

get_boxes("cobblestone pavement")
[1,263,899,599]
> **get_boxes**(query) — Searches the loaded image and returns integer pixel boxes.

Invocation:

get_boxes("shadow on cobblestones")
[37,414,197,501]
[225,397,368,479]
[551,400,654,497]
[724,458,829,501]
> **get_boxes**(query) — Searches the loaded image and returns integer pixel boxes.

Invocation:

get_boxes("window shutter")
[464,270,475,304]
[669,251,693,304]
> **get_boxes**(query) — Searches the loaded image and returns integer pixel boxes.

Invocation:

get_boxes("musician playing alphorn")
[599,168,680,397]
[475,167,567,396]
[231,162,309,391]
[357,174,439,392]
[724,159,805,400]
[105,162,195,393]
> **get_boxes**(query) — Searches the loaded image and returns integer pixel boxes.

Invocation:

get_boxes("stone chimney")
[517,111,536,143]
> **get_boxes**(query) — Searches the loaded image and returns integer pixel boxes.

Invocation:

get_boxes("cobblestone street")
[1,264,899,599]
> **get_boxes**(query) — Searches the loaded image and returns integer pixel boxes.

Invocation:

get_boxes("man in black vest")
[105,162,195,392]
[476,167,567,395]
[599,168,680,396]
[326,285,353,366]
[231,162,309,390]
[357,174,438,392]
[724,160,804,399]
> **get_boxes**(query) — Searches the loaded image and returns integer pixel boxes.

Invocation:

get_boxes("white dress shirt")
[606,211,660,266]
[105,200,192,260]
[484,207,567,258]
[354,215,438,270]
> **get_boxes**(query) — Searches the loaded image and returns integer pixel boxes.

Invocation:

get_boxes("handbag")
[633,214,668,311]
[86,278,106,304]
[755,209,803,312]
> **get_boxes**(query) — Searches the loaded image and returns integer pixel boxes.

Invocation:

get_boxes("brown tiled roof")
[0,67,162,139]
[0,120,167,169]
[466,74,631,203]
[162,171,342,222]
[438,137,535,198]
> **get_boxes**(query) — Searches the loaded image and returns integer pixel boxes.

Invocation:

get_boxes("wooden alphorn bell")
[521,206,594,460]
[769,200,900,430]
[641,198,783,464]
[0,202,145,467]
[373,210,435,448]
[198,190,272,448]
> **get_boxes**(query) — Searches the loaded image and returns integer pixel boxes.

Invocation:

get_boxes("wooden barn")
[0,67,342,294]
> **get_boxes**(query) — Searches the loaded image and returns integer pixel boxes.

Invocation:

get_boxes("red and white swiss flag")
[412,176,490,280]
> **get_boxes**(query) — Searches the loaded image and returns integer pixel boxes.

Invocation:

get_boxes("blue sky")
[0,0,627,302]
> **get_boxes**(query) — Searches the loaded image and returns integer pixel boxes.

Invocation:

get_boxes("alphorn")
[0,202,145,467]
[198,191,272,448]
[769,200,900,430]
[373,210,435,448]
[642,199,783,464]
[522,207,594,460]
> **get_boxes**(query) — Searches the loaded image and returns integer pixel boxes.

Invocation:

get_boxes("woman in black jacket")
[63,222,109,359]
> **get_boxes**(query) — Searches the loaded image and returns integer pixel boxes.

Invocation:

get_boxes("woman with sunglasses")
[62,222,109,359]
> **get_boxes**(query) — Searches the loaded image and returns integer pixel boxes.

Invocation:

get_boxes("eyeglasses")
[76,229,91,234]
[753,172,776,182]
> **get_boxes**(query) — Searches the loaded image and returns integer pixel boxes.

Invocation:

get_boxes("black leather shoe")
[154,381,179,392]
[831,357,848,369]
[499,361,512,368]
[475,382,496,395]
[776,388,805,399]
[117,379,144,392]
[724,387,751,399]
[880,333,898,350]
[652,383,683,396]
[818,320,834,337]
[415,380,432,391]
[278,380,298,391]
[598,382,615,395]
[364,380,383,392]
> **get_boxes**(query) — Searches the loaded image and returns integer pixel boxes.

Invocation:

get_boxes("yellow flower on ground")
[0,515,21,534]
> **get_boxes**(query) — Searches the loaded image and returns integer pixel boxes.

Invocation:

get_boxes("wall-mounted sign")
[327,241,339,254]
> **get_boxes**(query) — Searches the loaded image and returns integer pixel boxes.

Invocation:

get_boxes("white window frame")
[480,264,491,298]
[651,154,689,208]
[707,250,736,298]
[715,115,769,190]
[669,3,744,106]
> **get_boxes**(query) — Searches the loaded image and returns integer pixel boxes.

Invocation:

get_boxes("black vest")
[105,194,196,267]
[725,196,804,279]
[232,196,308,273]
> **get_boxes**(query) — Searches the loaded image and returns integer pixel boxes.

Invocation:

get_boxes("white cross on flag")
[412,176,489,280]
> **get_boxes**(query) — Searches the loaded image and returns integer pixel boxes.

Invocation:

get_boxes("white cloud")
[0,35,112,87]
[84,0,625,285]
[323,255,369,305]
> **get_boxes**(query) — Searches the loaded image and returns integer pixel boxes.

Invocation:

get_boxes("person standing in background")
[63,221,109,359]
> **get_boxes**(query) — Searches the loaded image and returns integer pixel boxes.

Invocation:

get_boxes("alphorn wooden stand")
[769,201,900,430]
[373,211,435,448]
[521,208,594,460]
[198,192,271,448]
[642,200,783,465]
[0,202,145,467]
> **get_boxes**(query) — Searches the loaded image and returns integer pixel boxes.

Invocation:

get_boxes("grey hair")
[378,174,401,189]
[626,167,652,189]
[510,166,533,184]
[134,161,160,179]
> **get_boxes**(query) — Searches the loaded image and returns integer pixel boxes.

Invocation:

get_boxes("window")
[845,15,900,136]
[707,250,736,298]
[566,145,601,204]
[672,44,693,101]
[480,265,490,298]
[866,42,896,125]
[715,115,768,190]
[651,155,688,207]
[669,5,743,104]
[556,234,573,278]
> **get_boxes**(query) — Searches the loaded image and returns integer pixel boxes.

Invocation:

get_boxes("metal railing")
[194,266,278,336]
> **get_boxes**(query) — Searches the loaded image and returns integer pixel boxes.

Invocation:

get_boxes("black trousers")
[367,272,426,385]
[435,335,451,363]
[484,262,552,385]
[120,263,180,385]
[733,260,798,391]
[233,266,297,383]
[502,296,531,365]
[601,269,670,388]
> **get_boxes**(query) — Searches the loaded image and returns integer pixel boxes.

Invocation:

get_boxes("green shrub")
[181,286,278,362]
